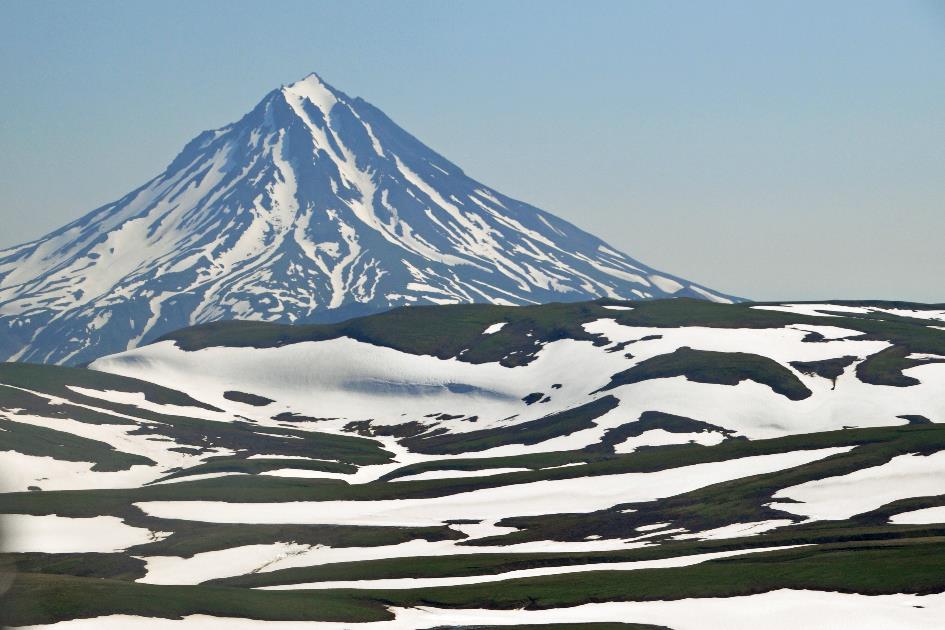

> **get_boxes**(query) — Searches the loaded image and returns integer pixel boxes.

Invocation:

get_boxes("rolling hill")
[2,298,945,628]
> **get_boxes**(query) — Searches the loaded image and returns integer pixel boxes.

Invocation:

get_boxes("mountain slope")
[3,299,945,627]
[0,72,735,365]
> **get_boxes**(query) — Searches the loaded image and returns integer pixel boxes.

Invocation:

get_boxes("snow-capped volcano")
[0,72,735,365]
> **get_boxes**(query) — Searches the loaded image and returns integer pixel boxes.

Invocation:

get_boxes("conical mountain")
[0,72,736,365]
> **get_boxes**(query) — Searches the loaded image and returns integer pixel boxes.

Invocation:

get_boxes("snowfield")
[772,451,945,521]
[2,514,164,553]
[3,297,945,628]
[890,506,945,525]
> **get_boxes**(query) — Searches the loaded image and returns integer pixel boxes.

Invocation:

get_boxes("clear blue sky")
[1,0,943,301]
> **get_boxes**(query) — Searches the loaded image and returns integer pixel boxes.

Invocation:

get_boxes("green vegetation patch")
[0,417,153,472]
[153,456,356,483]
[0,365,392,466]
[223,390,275,406]
[379,450,604,482]
[127,416,392,466]
[483,424,945,546]
[213,521,945,588]
[1,573,390,627]
[0,384,137,425]
[373,538,945,612]
[10,422,941,520]
[599,347,812,400]
[128,520,464,558]
[2,552,147,581]
[592,410,738,452]
[0,362,219,411]
[852,493,945,524]
[790,355,857,388]
[856,346,944,387]
[8,538,945,627]
[159,301,611,368]
[401,396,620,455]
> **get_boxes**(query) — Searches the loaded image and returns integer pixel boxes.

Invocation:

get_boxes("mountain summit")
[0,72,735,365]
